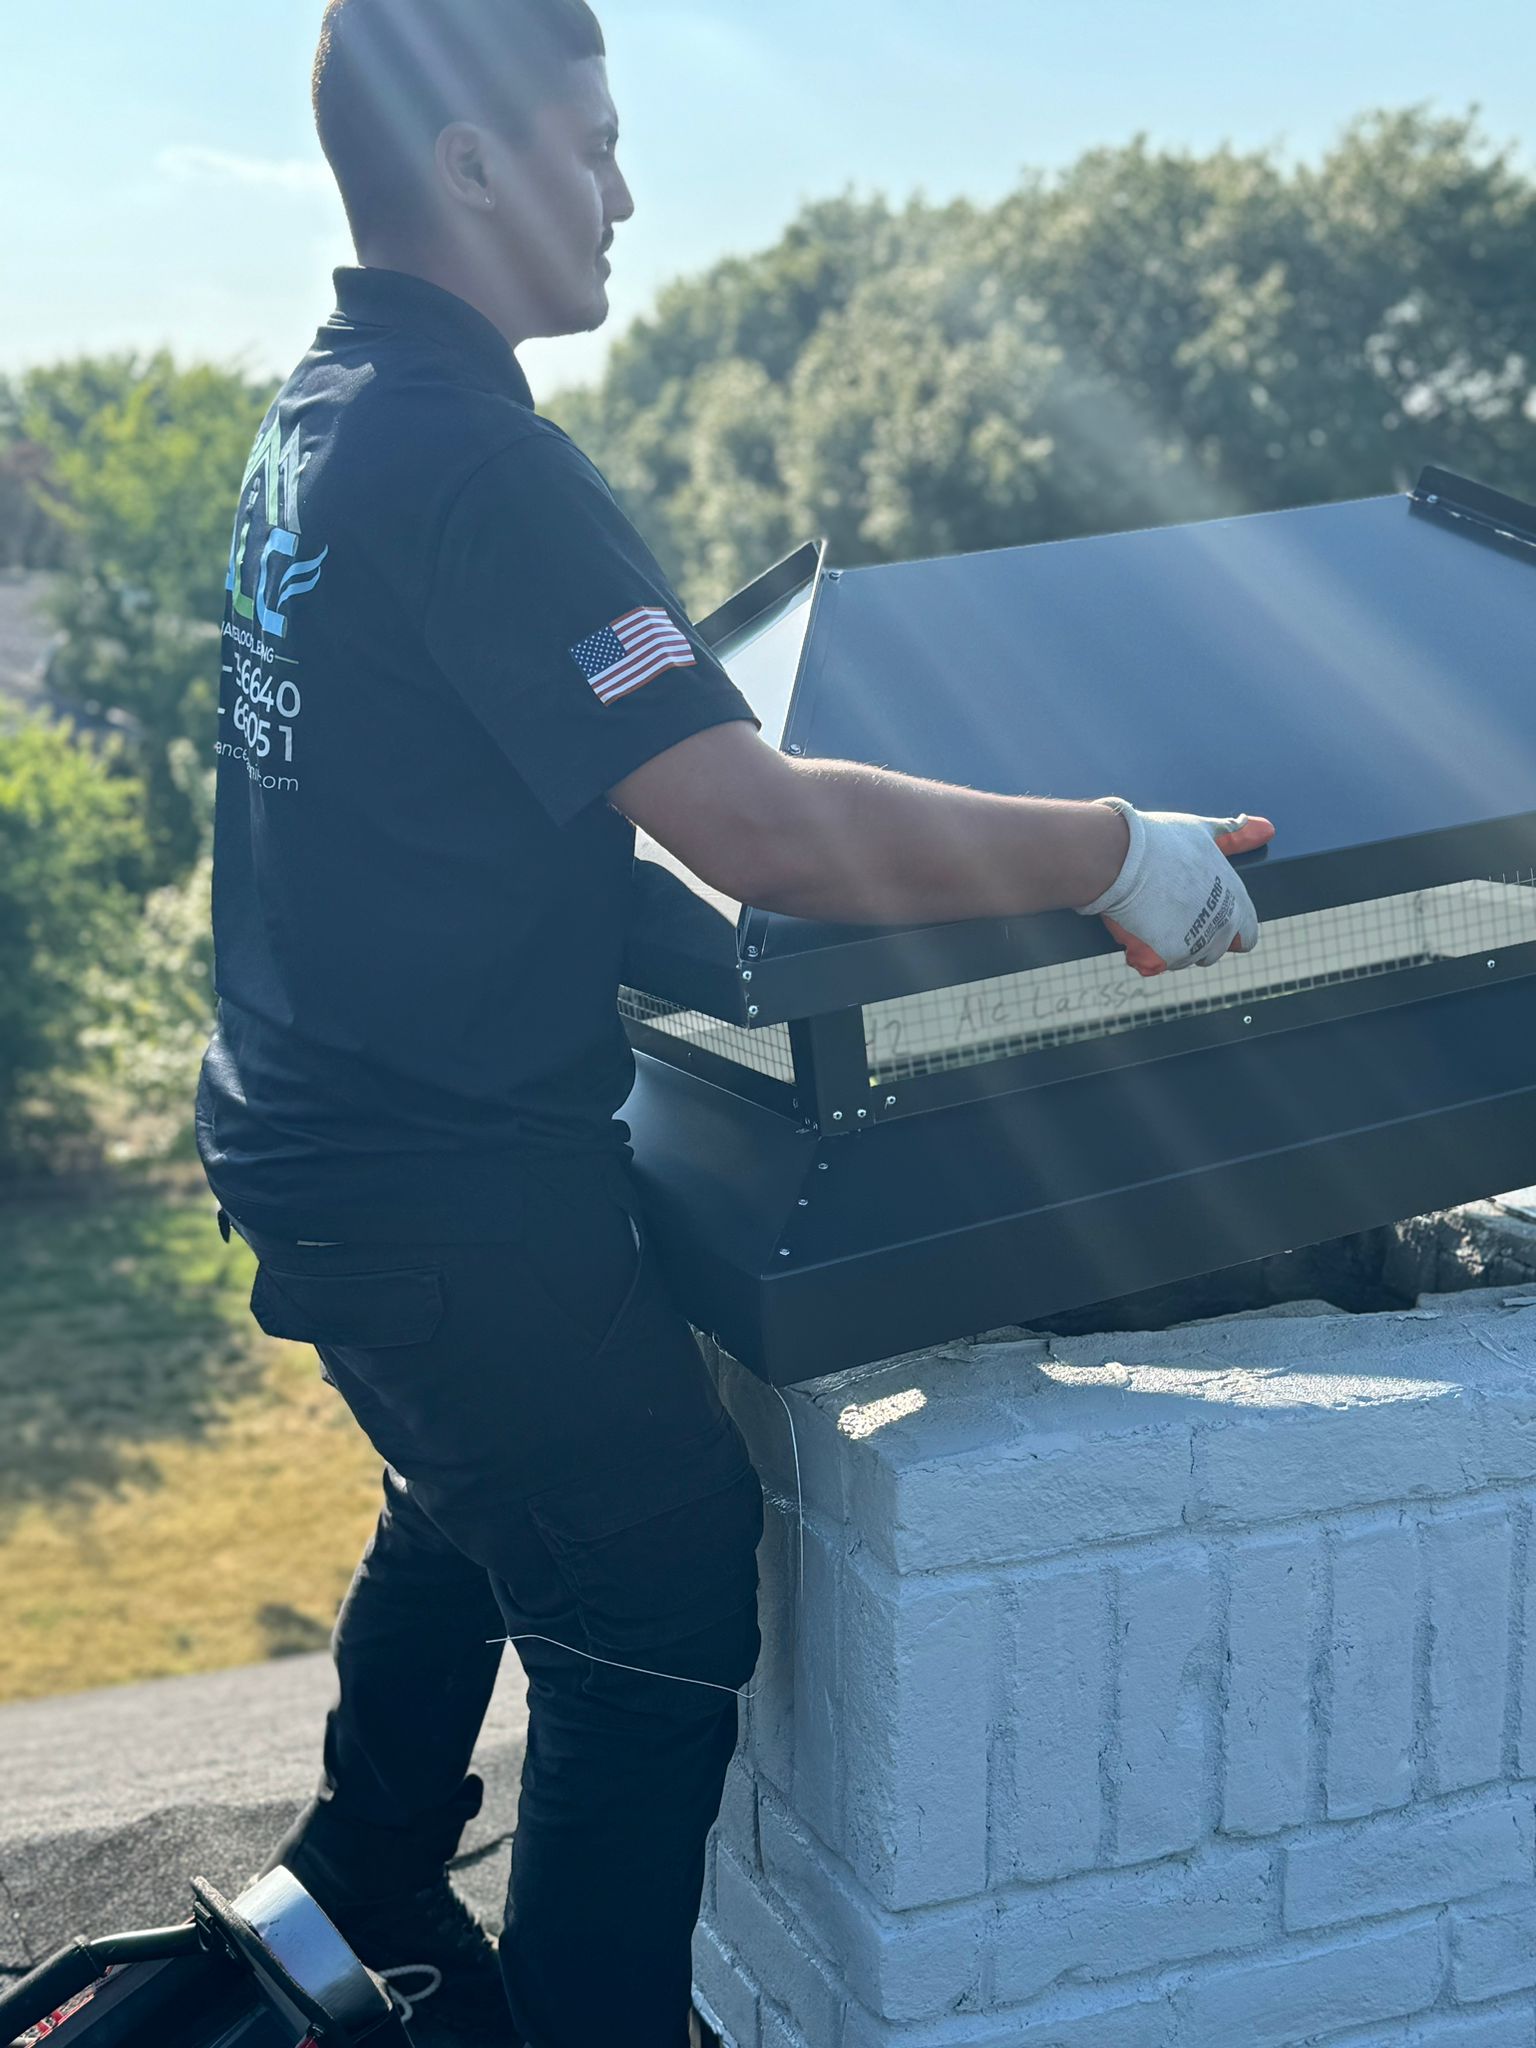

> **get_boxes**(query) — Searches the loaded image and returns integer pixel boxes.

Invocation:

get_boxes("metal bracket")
[789,1009,872,1133]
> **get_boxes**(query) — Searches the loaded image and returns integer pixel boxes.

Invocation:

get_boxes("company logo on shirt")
[224,418,329,641]
[216,416,326,797]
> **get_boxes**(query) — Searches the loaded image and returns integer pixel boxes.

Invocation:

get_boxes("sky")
[2,0,1533,398]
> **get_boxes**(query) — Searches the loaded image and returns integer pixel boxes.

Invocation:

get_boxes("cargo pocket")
[249,1265,446,1351]
[528,1412,765,1678]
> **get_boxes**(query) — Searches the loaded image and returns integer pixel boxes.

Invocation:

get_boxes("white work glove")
[1077,797,1262,971]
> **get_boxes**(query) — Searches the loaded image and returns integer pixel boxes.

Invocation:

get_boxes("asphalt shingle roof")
[0,1653,528,1982]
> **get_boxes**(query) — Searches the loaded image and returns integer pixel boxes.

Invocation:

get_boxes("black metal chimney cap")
[630,472,1536,1027]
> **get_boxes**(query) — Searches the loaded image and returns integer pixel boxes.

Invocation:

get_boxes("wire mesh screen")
[619,988,796,1084]
[865,876,1536,1084]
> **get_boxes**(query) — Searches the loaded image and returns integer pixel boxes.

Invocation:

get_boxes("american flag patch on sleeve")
[571,606,697,704]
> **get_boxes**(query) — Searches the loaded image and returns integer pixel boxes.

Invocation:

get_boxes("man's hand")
[1080,799,1277,978]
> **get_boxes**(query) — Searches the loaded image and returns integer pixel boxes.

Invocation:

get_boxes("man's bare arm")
[613,722,1120,925]
[611,723,1276,975]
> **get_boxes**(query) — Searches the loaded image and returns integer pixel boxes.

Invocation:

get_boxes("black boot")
[254,1777,520,2045]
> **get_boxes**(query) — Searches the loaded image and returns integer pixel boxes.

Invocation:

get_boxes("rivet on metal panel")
[1490,959,1498,969]
[1243,1015,1254,1026]
[748,1006,760,1019]
[779,1248,792,1259]
[788,744,804,756]
[746,946,760,959]
[817,1161,830,1172]
[832,1111,844,1122]
[885,1096,897,1108]
[857,1109,868,1120]
[827,569,843,582]
[741,970,753,982]
[798,1198,810,1208]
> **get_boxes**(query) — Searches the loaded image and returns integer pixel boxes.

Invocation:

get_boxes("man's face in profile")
[484,55,634,340]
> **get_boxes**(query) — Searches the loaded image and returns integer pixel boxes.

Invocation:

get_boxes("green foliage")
[81,741,216,1161]
[0,720,149,1167]
[0,376,67,573]
[25,354,273,875]
[549,111,1536,614]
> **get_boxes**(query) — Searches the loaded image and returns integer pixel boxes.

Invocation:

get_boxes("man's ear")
[436,122,492,212]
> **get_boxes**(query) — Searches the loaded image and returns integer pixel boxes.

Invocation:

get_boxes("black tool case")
[0,1872,408,2048]
[619,469,1536,1385]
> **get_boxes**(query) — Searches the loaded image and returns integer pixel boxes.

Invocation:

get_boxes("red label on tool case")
[16,1969,119,2046]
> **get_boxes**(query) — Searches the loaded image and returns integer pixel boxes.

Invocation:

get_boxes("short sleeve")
[424,430,758,825]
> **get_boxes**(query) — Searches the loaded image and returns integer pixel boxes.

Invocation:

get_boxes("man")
[197,3,1274,2044]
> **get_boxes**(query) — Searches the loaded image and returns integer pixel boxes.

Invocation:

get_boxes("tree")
[0,721,149,1168]
[0,377,68,572]
[550,111,1536,616]
[549,195,971,593]
[80,739,216,1162]
[25,354,272,876]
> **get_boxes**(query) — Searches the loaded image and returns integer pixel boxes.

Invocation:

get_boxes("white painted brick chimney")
[693,1284,1536,2047]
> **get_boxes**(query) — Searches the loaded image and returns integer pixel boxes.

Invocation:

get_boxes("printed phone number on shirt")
[227,653,303,767]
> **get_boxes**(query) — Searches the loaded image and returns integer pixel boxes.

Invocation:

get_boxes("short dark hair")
[313,0,605,238]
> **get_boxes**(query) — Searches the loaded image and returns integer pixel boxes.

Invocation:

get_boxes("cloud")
[156,146,331,196]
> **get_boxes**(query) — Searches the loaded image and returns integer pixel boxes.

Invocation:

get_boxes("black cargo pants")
[229,1165,765,2048]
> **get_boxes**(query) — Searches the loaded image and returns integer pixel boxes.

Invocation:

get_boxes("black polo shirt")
[196,267,754,1241]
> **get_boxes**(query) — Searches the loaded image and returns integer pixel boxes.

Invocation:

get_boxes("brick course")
[1326,1517,1420,1821]
[839,1556,996,1909]
[1111,1550,1217,1864]
[1222,1528,1322,1838]
[1285,1789,1536,1932]
[1449,1887,1536,2004]
[1423,1507,1516,1797]
[993,1561,1111,1882]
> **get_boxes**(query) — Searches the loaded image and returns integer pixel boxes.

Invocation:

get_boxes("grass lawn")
[0,1167,384,1705]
